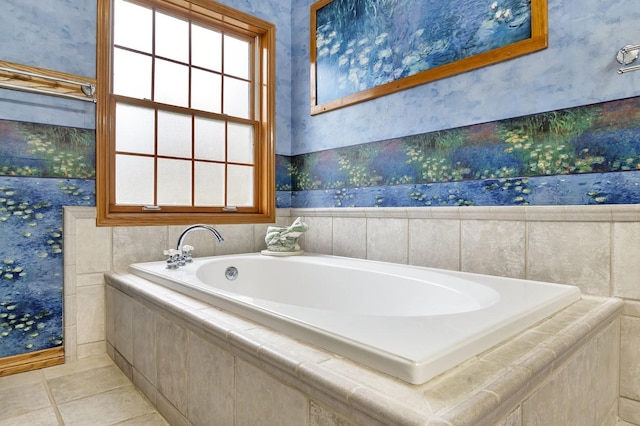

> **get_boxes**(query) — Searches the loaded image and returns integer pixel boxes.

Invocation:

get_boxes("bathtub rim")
[127,252,581,385]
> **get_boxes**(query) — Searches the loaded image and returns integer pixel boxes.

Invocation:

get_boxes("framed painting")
[310,0,548,115]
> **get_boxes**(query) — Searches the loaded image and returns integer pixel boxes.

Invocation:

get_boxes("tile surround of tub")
[332,217,367,258]
[527,221,611,296]
[106,270,622,425]
[614,222,640,300]
[64,205,640,424]
[461,219,526,278]
[621,300,640,425]
[408,218,460,270]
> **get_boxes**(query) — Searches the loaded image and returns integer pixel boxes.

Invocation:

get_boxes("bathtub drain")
[225,266,239,281]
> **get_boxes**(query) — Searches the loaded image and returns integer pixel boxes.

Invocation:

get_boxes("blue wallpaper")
[291,0,640,155]
[0,120,95,357]
[278,96,640,208]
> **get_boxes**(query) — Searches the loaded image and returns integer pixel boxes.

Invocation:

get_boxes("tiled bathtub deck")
[0,354,168,425]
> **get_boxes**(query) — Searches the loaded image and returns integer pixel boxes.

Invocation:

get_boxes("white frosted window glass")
[227,165,253,206]
[223,77,250,119]
[191,69,222,113]
[115,103,155,154]
[192,25,222,71]
[115,154,154,205]
[194,117,225,161]
[114,48,151,99]
[155,59,189,107]
[114,0,152,53]
[194,162,225,206]
[157,158,192,205]
[224,35,249,79]
[155,12,189,63]
[227,122,254,164]
[157,110,192,158]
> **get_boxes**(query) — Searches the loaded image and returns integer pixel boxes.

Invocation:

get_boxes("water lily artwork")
[0,120,95,359]
[311,0,547,113]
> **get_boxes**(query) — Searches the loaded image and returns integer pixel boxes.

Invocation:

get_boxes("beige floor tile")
[0,381,52,419]
[57,386,156,425]
[0,368,45,388]
[48,364,132,404]
[0,406,61,426]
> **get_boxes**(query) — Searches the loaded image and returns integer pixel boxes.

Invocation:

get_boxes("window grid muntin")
[111,0,258,210]
[113,97,257,208]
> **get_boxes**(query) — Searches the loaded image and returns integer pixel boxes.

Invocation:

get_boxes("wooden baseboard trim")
[0,347,65,377]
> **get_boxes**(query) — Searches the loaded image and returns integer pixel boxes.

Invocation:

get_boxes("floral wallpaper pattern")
[278,96,640,208]
[0,120,94,358]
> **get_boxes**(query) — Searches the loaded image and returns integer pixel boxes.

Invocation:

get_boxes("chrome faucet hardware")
[164,224,224,269]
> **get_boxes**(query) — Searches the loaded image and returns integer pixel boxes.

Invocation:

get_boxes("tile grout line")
[43,377,66,425]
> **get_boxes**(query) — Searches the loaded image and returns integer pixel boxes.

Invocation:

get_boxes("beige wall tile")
[214,224,255,255]
[300,216,333,254]
[620,397,640,425]
[76,285,105,345]
[366,218,408,264]
[132,369,157,406]
[64,324,77,362]
[155,391,188,426]
[310,401,353,426]
[76,218,112,274]
[521,352,570,424]
[522,319,619,425]
[408,219,459,271]
[236,358,309,426]
[592,320,620,424]
[621,316,640,400]
[461,220,525,278]
[132,301,157,386]
[76,272,106,288]
[527,222,610,295]
[112,226,168,272]
[77,341,107,359]
[613,222,640,299]
[156,315,188,414]
[495,406,521,426]
[113,290,133,363]
[624,300,640,317]
[332,217,366,259]
[105,285,115,346]
[187,331,234,426]
[64,294,77,328]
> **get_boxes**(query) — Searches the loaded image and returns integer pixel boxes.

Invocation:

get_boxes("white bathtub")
[129,253,581,384]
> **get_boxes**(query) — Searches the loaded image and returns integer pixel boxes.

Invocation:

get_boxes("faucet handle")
[181,245,194,263]
[164,248,179,256]
[163,249,180,269]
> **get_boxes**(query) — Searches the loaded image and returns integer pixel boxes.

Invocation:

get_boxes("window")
[96,0,276,226]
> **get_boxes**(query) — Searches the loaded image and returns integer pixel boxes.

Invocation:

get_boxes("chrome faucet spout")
[176,224,224,251]
[164,224,223,269]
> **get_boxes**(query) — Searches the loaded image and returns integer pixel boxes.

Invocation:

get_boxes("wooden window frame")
[96,0,276,226]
